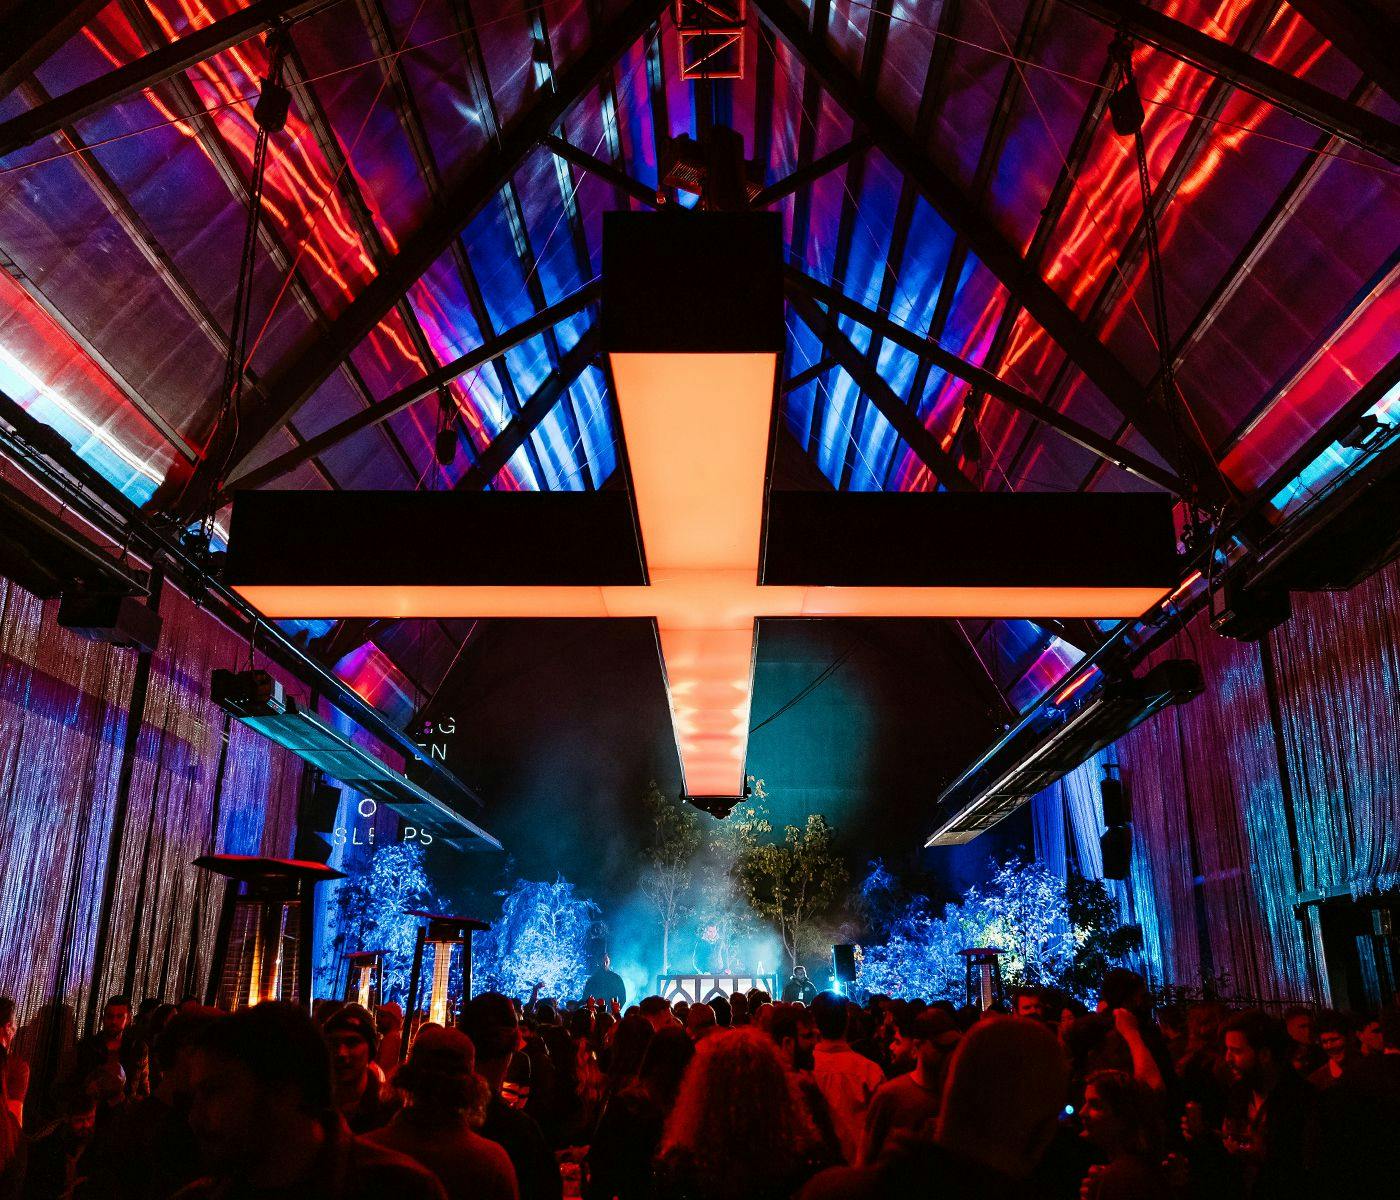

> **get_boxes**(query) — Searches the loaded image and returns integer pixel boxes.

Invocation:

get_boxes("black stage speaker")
[832,944,857,986]
[1100,774,1128,827]
[1101,825,1132,880]
[58,592,162,653]
[300,781,341,834]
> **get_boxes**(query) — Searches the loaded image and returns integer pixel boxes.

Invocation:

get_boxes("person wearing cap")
[324,1003,400,1134]
[858,1008,962,1166]
[459,993,561,1200]
[365,1027,518,1200]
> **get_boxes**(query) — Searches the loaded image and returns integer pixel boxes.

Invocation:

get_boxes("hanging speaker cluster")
[1100,766,1131,880]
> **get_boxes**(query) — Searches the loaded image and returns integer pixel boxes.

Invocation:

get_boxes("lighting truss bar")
[785,269,1189,495]
[0,1,328,158]
[211,0,669,487]
[212,677,501,851]
[1059,0,1400,165]
[542,134,660,208]
[0,389,480,817]
[926,658,1204,845]
[227,283,600,493]
[750,134,870,208]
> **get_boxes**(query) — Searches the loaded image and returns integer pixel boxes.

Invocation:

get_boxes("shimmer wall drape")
[0,576,302,1082]
[1032,557,1400,1004]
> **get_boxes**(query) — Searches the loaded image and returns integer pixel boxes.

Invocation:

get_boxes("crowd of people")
[0,970,1396,1199]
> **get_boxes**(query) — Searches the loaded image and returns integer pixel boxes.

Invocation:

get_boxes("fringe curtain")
[0,576,302,1074]
[1034,556,1400,1003]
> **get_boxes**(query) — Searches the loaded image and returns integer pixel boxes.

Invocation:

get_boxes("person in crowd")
[858,1008,961,1166]
[586,1027,693,1200]
[322,1004,399,1133]
[1307,1012,1356,1090]
[655,1028,820,1200]
[1078,1069,1169,1199]
[375,1003,404,1073]
[637,996,675,1034]
[580,957,626,1009]
[365,1027,517,1200]
[102,1006,222,1200]
[782,967,817,1005]
[708,995,732,1030]
[767,1004,840,1167]
[459,993,562,1200]
[0,998,27,1130]
[1012,987,1046,1024]
[683,1004,716,1043]
[802,1015,1068,1200]
[1282,1006,1324,1076]
[22,1083,97,1200]
[75,995,133,1086]
[1356,1013,1384,1057]
[603,1011,652,1098]
[1218,1010,1316,1200]
[178,1002,443,1198]
[1313,1005,1400,1199]
[730,993,751,1027]
[808,993,884,1165]
[0,1049,21,1200]
[1095,970,1170,1093]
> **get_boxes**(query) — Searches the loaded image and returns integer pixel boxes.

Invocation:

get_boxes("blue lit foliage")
[331,841,437,1004]
[856,859,1138,1003]
[475,875,601,1002]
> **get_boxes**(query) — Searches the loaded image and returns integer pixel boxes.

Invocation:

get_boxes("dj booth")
[657,973,779,1003]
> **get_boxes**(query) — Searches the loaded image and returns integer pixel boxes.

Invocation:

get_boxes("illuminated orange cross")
[230,214,1174,802]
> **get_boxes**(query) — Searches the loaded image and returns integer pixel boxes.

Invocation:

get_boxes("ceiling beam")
[782,356,838,395]
[456,328,599,491]
[353,0,541,487]
[752,0,1217,500]
[226,281,600,493]
[1060,0,1400,164]
[750,134,869,208]
[0,0,327,158]
[542,133,659,208]
[786,269,1188,494]
[1283,1,1400,106]
[208,0,667,491]
[786,287,977,492]
[0,0,110,99]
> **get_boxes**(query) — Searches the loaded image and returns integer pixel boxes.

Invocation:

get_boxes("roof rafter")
[456,328,599,491]
[1060,0,1400,164]
[206,0,669,492]
[543,133,660,208]
[751,0,1224,504]
[1003,4,1272,490]
[788,269,1187,495]
[1282,0,1400,106]
[786,287,977,491]
[0,0,328,158]
[115,0,377,506]
[226,281,601,494]
[750,134,869,208]
[351,0,541,484]
[0,0,110,100]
